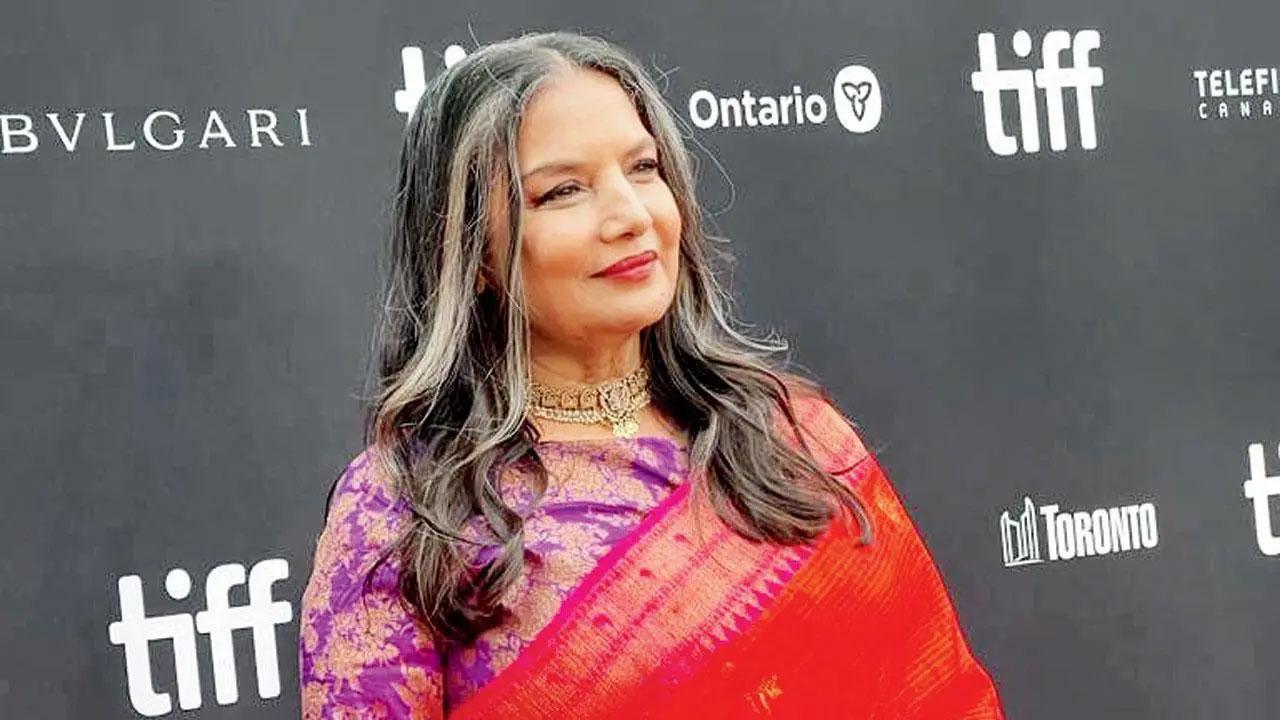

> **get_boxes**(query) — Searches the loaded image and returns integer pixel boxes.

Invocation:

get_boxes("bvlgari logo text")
[0,109,313,155]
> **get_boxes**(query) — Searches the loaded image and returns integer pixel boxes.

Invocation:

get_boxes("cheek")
[518,220,594,320]
[652,189,683,259]
[521,225,592,281]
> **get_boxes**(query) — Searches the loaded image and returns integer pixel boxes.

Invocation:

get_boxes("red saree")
[449,397,1004,719]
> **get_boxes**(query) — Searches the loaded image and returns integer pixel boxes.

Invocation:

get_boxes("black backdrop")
[3,2,1279,718]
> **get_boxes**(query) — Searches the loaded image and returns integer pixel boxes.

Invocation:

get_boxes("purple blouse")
[299,437,688,717]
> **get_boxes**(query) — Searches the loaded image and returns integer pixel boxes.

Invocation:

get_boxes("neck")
[530,331,644,386]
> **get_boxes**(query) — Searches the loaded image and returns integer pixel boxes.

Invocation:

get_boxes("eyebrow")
[520,136,657,183]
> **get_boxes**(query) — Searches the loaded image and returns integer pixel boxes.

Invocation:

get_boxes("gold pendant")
[612,416,640,438]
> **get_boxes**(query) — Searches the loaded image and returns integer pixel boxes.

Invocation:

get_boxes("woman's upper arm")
[299,449,445,719]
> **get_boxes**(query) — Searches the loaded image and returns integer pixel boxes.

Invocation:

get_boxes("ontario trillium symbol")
[840,81,874,121]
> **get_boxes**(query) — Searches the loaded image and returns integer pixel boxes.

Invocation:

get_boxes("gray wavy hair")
[360,30,871,644]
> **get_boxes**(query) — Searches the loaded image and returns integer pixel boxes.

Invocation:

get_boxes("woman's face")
[491,68,682,349]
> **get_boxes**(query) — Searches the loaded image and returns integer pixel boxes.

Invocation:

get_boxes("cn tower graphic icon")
[1000,497,1043,567]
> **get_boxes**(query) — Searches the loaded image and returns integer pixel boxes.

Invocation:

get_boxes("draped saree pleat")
[449,397,1005,719]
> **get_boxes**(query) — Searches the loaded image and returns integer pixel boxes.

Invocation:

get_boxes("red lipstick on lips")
[592,250,658,280]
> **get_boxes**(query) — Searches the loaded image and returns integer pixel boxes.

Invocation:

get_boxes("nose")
[599,168,653,243]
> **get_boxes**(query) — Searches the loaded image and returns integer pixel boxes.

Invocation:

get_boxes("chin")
[594,292,675,336]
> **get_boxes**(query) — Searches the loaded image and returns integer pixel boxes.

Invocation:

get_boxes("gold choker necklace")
[527,367,650,438]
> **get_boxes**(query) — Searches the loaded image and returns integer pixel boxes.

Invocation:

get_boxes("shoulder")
[299,447,444,717]
[303,446,412,607]
[324,445,410,535]
[773,376,873,475]
[773,380,921,538]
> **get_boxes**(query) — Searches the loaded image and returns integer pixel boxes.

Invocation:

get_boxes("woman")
[300,30,1003,718]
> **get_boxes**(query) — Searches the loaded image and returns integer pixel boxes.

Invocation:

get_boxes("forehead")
[517,68,651,163]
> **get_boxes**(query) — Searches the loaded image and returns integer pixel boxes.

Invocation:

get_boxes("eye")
[633,158,661,174]
[538,183,580,204]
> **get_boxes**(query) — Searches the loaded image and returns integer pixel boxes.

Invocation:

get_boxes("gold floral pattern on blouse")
[300,437,688,715]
